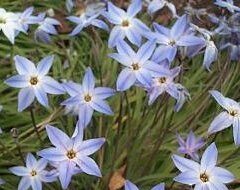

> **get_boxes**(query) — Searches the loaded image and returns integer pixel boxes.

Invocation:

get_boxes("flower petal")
[90,99,114,115]
[18,177,31,190]
[82,68,95,92]
[172,154,199,172]
[37,147,66,162]
[46,125,70,150]
[174,171,199,185]
[18,87,35,112]
[9,166,30,176]
[211,167,235,183]
[77,155,102,177]
[124,180,139,190]
[200,143,218,171]
[14,55,36,75]
[5,75,29,88]
[77,138,105,156]
[79,104,94,126]
[30,178,42,190]
[117,68,136,91]
[36,55,54,76]
[136,40,156,64]
[59,161,76,189]
[42,76,65,94]
[94,87,115,99]
[26,153,37,169]
[208,112,233,134]
[127,0,142,17]
[34,85,49,107]
[233,117,240,145]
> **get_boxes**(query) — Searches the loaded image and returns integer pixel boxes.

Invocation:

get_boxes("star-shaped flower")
[103,0,150,47]
[9,153,57,190]
[61,67,115,127]
[177,131,205,160]
[67,13,108,36]
[0,8,21,44]
[208,90,240,145]
[145,15,205,62]
[37,123,105,189]
[5,55,65,111]
[172,143,235,190]
[109,40,171,91]
[215,0,240,13]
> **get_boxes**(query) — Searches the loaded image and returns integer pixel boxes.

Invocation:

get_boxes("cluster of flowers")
[1,0,240,189]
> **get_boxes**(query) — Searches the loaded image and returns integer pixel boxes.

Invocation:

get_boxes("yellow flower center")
[84,94,92,102]
[200,173,209,183]
[30,77,38,85]
[122,20,130,27]
[229,109,238,116]
[66,149,76,159]
[132,63,140,70]
[168,40,176,46]
[158,77,167,84]
[30,170,37,177]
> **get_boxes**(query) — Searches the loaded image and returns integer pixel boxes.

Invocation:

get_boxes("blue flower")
[208,90,240,145]
[124,180,164,190]
[215,0,240,13]
[17,7,43,33]
[177,131,205,161]
[109,40,171,91]
[37,123,105,189]
[0,8,21,44]
[5,55,65,112]
[67,14,108,36]
[9,153,57,190]
[61,67,115,127]
[103,0,150,47]
[141,60,189,110]
[35,13,61,43]
[146,15,205,62]
[147,0,177,17]
[172,143,235,189]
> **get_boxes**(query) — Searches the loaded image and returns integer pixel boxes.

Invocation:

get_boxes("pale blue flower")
[208,90,240,145]
[103,0,150,47]
[17,7,43,33]
[61,67,115,127]
[177,131,205,160]
[37,123,105,189]
[0,8,21,44]
[215,0,240,13]
[147,0,177,17]
[125,180,164,190]
[35,13,61,43]
[141,60,189,111]
[9,153,57,190]
[109,40,171,91]
[5,55,65,112]
[67,14,108,36]
[146,15,205,62]
[172,143,235,190]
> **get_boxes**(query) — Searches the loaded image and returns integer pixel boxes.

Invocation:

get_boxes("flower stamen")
[30,77,38,85]
[229,109,238,116]
[30,170,37,177]
[84,94,92,102]
[132,63,140,70]
[158,77,166,84]
[200,173,209,183]
[66,149,76,159]
[122,20,130,27]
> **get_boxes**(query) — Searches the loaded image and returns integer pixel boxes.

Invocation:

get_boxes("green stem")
[30,108,43,146]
